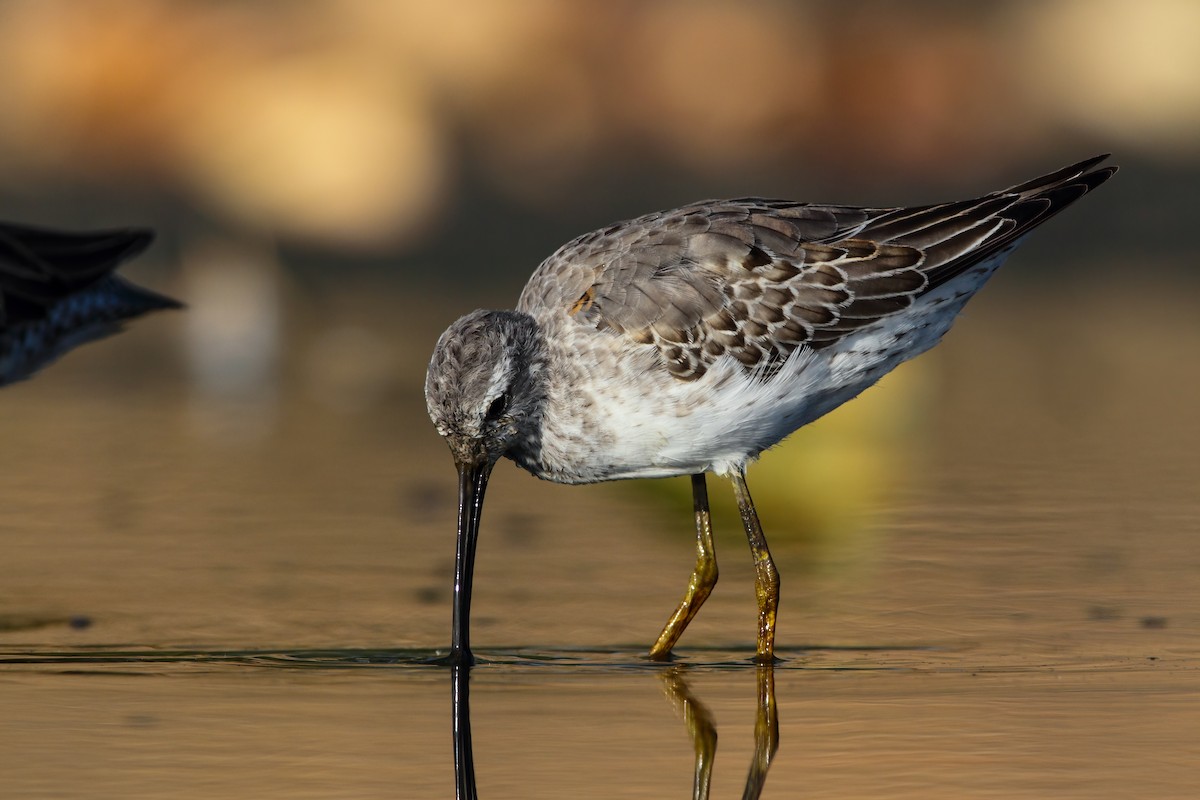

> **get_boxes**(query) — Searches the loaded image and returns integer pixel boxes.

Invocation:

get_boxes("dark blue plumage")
[0,222,180,386]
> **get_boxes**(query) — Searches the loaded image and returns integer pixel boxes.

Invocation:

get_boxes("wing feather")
[517,155,1117,380]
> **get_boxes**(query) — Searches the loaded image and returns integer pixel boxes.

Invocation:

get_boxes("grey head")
[424,308,546,667]
[425,308,546,471]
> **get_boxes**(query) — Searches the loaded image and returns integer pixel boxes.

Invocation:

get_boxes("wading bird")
[426,155,1116,666]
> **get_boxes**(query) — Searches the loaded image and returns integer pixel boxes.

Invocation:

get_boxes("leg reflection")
[659,664,780,800]
[743,665,779,800]
[660,668,718,800]
[451,665,478,800]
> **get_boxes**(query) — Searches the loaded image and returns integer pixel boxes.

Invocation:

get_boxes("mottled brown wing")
[518,202,882,378]
[856,153,1116,293]
[519,155,1115,380]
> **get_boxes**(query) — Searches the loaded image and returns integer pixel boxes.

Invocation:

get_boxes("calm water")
[0,279,1197,798]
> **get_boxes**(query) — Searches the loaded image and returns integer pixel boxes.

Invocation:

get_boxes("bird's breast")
[512,334,836,484]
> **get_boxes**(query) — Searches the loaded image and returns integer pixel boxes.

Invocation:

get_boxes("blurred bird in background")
[0,223,180,386]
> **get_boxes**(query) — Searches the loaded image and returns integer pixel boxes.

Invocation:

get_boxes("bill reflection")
[449,664,779,799]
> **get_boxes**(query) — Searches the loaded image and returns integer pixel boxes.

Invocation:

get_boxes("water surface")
[0,282,1196,798]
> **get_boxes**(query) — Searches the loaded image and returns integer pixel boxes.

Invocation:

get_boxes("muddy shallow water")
[0,279,1197,798]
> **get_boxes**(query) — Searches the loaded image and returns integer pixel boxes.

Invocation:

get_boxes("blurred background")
[2,3,1199,797]
[0,0,1194,391]
[0,0,1195,640]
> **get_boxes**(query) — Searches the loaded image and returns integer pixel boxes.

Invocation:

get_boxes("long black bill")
[451,460,492,667]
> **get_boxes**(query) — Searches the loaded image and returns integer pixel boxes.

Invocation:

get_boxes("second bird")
[0,222,179,387]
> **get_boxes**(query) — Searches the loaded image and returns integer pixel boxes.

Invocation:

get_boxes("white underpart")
[537,244,1019,484]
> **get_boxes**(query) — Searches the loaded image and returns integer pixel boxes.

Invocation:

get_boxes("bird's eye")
[485,393,510,421]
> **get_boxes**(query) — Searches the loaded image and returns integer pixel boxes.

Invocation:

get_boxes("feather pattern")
[519,154,1116,381]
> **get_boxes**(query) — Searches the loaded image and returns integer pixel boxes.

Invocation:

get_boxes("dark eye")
[485,393,510,421]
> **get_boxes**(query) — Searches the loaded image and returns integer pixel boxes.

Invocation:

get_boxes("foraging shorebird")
[425,155,1117,666]
[0,222,179,386]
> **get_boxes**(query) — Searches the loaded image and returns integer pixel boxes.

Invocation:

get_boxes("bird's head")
[425,309,545,471]
[424,308,545,666]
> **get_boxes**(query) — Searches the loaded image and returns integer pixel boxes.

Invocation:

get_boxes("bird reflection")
[661,666,779,800]
[660,667,718,798]
[451,665,477,800]
[449,663,778,799]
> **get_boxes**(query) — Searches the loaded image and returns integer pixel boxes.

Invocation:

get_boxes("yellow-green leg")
[730,469,780,664]
[650,474,718,660]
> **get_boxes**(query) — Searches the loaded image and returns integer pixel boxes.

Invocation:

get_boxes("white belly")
[531,256,1005,484]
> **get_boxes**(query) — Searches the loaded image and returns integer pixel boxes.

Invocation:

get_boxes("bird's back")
[519,155,1114,373]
